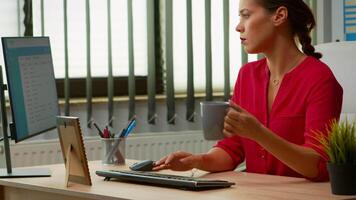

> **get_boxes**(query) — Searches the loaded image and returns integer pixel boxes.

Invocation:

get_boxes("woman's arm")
[224,101,321,179]
[153,147,236,172]
[255,126,321,178]
[197,147,237,172]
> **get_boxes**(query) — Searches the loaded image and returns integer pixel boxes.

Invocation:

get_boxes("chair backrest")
[315,42,356,119]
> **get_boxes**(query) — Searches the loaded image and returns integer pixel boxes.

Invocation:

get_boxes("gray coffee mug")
[200,101,229,140]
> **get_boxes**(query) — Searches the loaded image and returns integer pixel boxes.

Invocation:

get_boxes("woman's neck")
[264,36,306,78]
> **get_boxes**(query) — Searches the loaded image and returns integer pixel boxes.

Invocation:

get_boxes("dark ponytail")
[255,0,322,59]
[297,29,322,59]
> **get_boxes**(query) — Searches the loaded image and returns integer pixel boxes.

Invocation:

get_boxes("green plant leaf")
[313,119,356,164]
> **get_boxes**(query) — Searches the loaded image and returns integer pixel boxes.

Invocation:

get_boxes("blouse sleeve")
[302,75,343,181]
[214,136,245,168]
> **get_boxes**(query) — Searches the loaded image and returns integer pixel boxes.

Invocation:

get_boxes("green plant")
[315,119,356,165]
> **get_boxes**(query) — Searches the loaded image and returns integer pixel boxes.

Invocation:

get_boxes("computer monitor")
[0,37,59,178]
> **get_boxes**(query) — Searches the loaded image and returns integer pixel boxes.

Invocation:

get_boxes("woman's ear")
[272,6,288,26]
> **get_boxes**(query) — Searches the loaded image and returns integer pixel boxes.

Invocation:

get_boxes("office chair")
[315,41,356,121]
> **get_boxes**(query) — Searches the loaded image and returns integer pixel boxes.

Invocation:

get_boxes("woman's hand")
[153,151,203,171]
[223,100,265,141]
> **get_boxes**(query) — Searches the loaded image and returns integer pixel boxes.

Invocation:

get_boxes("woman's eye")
[240,13,250,18]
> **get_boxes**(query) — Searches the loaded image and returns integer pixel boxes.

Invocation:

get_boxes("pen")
[123,119,136,137]
[93,122,104,138]
[119,117,136,137]
[103,126,110,138]
[127,116,136,128]
[119,128,126,138]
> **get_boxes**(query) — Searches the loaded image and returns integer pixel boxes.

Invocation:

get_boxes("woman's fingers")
[224,120,234,131]
[164,153,177,165]
[229,100,246,113]
[225,115,235,124]
[225,115,243,128]
[164,151,184,164]
[153,156,169,171]
[153,154,174,171]
[224,120,241,134]
[153,151,195,171]
[223,128,234,137]
[226,107,243,120]
[224,112,245,137]
[152,163,169,171]
[155,155,168,166]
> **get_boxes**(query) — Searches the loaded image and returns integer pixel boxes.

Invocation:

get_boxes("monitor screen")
[2,37,59,142]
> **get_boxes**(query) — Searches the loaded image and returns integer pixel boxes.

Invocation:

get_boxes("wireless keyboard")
[96,170,235,190]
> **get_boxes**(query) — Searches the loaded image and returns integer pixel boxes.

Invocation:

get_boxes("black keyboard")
[96,170,235,190]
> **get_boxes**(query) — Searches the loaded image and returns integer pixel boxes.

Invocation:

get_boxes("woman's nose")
[235,22,243,33]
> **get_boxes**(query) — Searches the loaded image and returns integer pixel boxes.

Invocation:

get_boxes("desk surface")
[0,160,354,200]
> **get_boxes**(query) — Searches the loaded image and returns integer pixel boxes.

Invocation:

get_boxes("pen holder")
[101,137,126,165]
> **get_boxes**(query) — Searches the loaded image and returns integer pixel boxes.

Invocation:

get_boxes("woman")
[153,0,343,181]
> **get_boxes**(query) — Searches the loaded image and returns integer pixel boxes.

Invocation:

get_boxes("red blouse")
[215,56,343,181]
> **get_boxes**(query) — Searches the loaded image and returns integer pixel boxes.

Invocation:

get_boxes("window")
[1,0,260,98]
[32,0,148,78]
[30,0,155,97]
[0,0,23,82]
[172,0,257,94]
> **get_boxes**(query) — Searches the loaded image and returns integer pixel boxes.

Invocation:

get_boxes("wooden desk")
[0,160,354,200]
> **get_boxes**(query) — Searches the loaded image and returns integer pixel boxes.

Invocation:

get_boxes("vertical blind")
[2,0,318,127]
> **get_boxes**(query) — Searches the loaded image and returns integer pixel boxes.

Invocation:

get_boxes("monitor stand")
[0,168,51,178]
[0,65,51,178]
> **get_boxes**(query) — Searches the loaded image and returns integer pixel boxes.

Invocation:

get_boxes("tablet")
[57,116,92,186]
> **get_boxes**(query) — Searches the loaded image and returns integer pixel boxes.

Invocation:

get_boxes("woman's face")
[236,0,276,54]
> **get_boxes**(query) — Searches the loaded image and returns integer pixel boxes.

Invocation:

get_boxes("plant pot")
[327,163,356,195]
